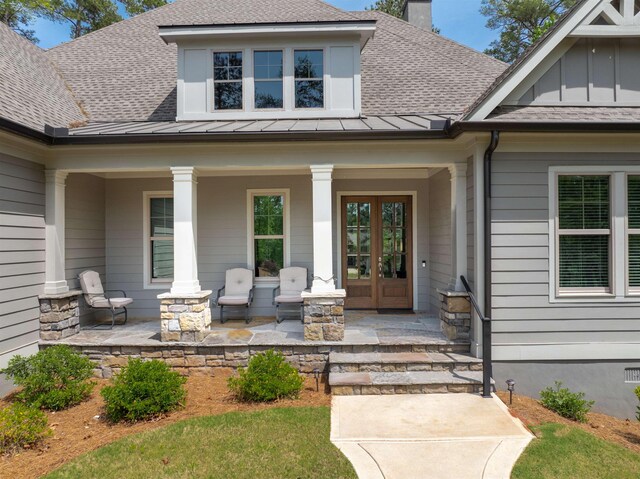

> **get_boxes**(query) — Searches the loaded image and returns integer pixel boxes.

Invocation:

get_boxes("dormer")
[159,21,376,121]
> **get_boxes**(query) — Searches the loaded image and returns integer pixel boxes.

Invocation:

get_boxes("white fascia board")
[160,23,376,49]
[465,0,605,121]
[569,25,640,36]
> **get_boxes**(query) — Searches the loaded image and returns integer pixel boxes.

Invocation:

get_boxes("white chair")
[78,270,133,329]
[215,268,255,324]
[272,267,308,323]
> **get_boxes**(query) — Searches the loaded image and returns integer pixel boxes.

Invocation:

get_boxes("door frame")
[336,191,419,310]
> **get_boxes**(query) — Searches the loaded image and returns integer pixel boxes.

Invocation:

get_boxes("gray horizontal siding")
[491,152,640,358]
[0,153,44,360]
[65,174,106,325]
[428,169,451,312]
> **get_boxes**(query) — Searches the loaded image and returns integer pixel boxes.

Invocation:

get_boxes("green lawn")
[512,423,640,479]
[45,407,357,479]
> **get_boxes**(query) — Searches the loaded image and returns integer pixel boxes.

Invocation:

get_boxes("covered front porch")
[39,138,482,349]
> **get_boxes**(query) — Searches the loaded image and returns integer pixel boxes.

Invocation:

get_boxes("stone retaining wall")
[40,342,466,379]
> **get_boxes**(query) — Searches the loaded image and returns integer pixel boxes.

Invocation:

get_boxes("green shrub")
[228,349,304,402]
[539,381,594,422]
[0,403,51,453]
[1,345,95,411]
[635,386,640,421]
[101,359,187,423]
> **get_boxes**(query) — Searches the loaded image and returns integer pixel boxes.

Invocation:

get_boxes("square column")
[310,165,335,293]
[449,163,468,291]
[170,167,201,295]
[44,170,69,295]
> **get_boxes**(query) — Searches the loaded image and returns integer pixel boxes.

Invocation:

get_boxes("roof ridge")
[363,11,506,78]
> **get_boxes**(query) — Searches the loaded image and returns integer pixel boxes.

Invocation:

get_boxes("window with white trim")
[213,51,243,110]
[248,190,289,281]
[254,50,283,109]
[147,195,174,283]
[557,175,611,293]
[294,49,324,109]
[628,175,640,291]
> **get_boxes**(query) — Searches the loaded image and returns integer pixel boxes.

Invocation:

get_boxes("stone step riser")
[331,383,482,395]
[329,363,483,373]
[348,344,471,354]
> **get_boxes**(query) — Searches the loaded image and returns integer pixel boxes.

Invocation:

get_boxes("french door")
[341,195,413,310]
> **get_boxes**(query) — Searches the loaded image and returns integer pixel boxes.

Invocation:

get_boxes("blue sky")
[32,0,496,53]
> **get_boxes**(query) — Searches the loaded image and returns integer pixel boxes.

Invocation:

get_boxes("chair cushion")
[279,267,307,296]
[218,295,250,306]
[79,270,104,295]
[90,297,133,309]
[225,268,254,296]
[275,294,303,304]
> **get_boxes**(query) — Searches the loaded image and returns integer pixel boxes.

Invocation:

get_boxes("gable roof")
[38,0,506,127]
[0,23,85,132]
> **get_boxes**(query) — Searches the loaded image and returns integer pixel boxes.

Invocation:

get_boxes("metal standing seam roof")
[66,114,454,136]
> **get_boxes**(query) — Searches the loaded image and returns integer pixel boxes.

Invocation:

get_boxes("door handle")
[378,258,382,278]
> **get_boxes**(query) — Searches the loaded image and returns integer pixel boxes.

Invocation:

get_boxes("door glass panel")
[395,202,405,227]
[359,203,370,227]
[382,255,394,278]
[360,255,371,279]
[395,228,406,253]
[347,254,358,279]
[382,202,394,226]
[383,228,394,254]
[346,227,358,254]
[396,255,407,279]
[346,203,358,227]
[359,228,370,253]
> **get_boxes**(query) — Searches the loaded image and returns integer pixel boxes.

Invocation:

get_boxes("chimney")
[402,0,433,31]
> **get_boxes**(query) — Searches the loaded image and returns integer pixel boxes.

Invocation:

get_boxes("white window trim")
[293,47,327,111]
[143,191,174,289]
[247,189,291,287]
[549,166,640,303]
[253,49,285,112]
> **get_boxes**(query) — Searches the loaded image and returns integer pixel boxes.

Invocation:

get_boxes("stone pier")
[38,291,81,340]
[437,289,471,340]
[158,290,212,342]
[302,290,346,341]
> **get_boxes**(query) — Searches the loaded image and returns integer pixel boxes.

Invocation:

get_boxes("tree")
[1,0,38,42]
[481,0,577,63]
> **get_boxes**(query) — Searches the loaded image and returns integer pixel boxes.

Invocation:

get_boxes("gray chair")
[272,267,308,323]
[215,268,255,324]
[78,270,133,329]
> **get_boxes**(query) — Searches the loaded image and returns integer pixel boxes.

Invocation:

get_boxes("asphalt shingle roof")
[489,106,640,122]
[0,23,85,131]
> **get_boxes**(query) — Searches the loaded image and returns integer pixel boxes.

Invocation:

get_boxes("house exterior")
[1,0,639,417]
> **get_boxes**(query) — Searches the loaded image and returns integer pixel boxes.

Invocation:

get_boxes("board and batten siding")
[65,173,106,325]
[491,152,640,360]
[0,153,45,377]
[428,169,451,312]
[105,175,434,319]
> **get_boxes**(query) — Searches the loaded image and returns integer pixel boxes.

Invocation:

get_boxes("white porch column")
[449,163,468,291]
[310,164,335,293]
[170,167,201,295]
[44,170,69,295]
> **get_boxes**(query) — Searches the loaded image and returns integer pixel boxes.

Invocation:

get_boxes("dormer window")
[294,50,324,109]
[213,51,243,110]
[254,51,283,109]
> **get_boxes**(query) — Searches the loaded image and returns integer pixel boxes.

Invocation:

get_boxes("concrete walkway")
[331,394,533,479]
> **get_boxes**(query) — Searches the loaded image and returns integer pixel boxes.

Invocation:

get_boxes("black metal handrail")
[460,275,492,398]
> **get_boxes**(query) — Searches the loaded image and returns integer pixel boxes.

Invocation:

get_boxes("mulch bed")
[0,369,331,479]
[496,390,640,454]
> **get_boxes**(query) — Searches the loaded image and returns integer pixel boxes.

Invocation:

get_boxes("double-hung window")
[254,50,283,109]
[294,49,324,108]
[249,191,288,280]
[214,51,243,110]
[629,175,640,292]
[147,195,174,284]
[557,175,611,293]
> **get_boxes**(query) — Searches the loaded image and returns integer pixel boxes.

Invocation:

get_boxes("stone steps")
[329,370,484,395]
[329,351,482,373]
[328,351,484,395]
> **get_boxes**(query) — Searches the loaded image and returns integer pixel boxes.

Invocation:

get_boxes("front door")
[341,196,413,310]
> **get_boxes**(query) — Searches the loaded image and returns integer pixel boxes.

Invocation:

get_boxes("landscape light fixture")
[313,368,321,392]
[506,379,516,405]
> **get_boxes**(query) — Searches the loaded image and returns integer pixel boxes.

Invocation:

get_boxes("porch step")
[328,351,482,373]
[329,370,484,395]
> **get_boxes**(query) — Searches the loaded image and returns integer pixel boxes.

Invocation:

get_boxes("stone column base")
[38,291,82,340]
[437,289,471,340]
[158,290,212,342]
[302,290,346,341]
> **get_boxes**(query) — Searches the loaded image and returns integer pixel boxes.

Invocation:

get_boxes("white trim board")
[335,190,419,310]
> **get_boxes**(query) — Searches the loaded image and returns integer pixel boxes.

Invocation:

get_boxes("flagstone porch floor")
[49,311,460,348]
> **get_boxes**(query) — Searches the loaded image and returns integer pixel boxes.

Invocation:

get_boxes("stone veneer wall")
[38,292,81,340]
[39,342,468,379]
[438,289,471,340]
